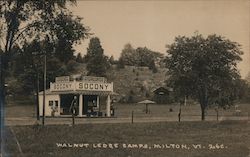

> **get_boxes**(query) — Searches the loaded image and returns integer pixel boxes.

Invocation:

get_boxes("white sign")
[50,81,113,92]
[82,76,107,83]
[51,82,74,91]
[76,82,113,92]
[55,76,70,83]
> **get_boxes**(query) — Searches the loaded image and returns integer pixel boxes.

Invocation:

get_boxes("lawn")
[114,103,249,121]
[3,120,250,157]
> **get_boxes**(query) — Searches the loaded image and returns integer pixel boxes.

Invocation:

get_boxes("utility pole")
[184,95,187,106]
[42,54,46,126]
[36,69,40,120]
[0,54,5,156]
[131,111,134,124]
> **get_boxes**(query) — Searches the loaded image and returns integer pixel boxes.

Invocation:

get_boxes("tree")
[119,43,137,66]
[0,1,90,124]
[245,71,250,85]
[135,47,162,72]
[109,55,115,65]
[0,0,90,81]
[165,33,243,120]
[85,37,110,76]
[0,1,82,62]
[66,59,78,72]
[116,58,125,69]
[76,53,84,63]
[51,12,90,63]
[149,60,158,73]
[11,38,70,95]
[119,44,163,71]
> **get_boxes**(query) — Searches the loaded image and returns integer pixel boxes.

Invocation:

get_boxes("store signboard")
[50,81,113,92]
[75,82,113,92]
[55,76,70,83]
[82,76,107,83]
[50,82,74,92]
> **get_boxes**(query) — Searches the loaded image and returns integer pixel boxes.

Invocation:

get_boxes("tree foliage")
[119,43,163,72]
[245,71,250,85]
[0,0,90,95]
[119,43,137,66]
[0,0,90,69]
[9,39,69,96]
[76,53,84,63]
[85,37,110,77]
[165,34,243,120]
[51,12,90,63]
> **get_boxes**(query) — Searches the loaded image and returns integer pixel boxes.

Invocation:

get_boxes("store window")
[55,101,59,107]
[49,101,53,107]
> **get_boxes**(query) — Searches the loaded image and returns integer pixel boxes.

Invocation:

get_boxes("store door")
[83,95,97,116]
[60,94,79,115]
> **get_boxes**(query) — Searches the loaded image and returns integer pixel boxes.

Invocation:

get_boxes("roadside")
[5,103,250,126]
[5,115,249,126]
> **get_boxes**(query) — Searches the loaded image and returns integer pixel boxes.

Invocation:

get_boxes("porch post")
[106,95,111,117]
[97,95,100,111]
[79,94,83,116]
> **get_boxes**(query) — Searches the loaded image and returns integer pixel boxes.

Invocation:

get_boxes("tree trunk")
[200,86,208,121]
[201,106,205,121]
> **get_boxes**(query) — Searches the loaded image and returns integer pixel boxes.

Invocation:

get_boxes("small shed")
[153,87,173,104]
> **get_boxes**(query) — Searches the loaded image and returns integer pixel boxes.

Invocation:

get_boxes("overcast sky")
[69,1,250,78]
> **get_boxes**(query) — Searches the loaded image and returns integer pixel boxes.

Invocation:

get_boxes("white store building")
[39,76,115,117]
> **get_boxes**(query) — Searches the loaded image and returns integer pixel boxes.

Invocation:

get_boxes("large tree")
[11,39,69,96]
[119,43,163,71]
[165,34,243,120]
[0,0,90,128]
[119,43,137,66]
[85,37,110,77]
[0,0,90,77]
[135,47,162,69]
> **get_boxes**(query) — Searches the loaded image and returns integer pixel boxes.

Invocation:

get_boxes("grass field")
[3,120,250,157]
[6,99,250,118]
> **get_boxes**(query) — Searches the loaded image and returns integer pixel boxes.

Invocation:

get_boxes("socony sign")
[50,81,113,92]
[76,82,113,92]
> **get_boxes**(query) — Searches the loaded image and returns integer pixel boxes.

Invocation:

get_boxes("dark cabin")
[153,87,173,104]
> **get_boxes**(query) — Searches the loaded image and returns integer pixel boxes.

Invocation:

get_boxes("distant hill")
[73,63,168,102]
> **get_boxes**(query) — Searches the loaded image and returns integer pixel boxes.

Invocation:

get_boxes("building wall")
[39,94,60,116]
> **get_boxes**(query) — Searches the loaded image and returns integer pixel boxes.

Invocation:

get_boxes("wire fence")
[128,109,249,123]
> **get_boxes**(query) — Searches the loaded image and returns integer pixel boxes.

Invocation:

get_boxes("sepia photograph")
[0,0,250,157]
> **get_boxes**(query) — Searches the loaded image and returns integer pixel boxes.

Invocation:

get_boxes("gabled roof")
[153,87,173,94]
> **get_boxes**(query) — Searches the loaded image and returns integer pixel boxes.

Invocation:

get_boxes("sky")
[69,0,250,78]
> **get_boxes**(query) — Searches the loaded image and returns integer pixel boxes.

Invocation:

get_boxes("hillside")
[74,63,168,102]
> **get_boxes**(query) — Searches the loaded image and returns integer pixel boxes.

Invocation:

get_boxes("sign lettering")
[76,82,112,91]
[51,82,74,91]
[55,76,70,83]
[82,76,107,83]
[50,81,113,92]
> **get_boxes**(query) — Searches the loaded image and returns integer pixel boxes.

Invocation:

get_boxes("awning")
[39,89,118,96]
[138,100,156,104]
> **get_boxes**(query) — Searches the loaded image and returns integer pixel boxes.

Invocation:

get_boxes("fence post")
[72,114,75,126]
[178,113,181,122]
[131,111,134,124]
[216,109,219,121]
[248,112,249,122]
[178,107,181,122]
